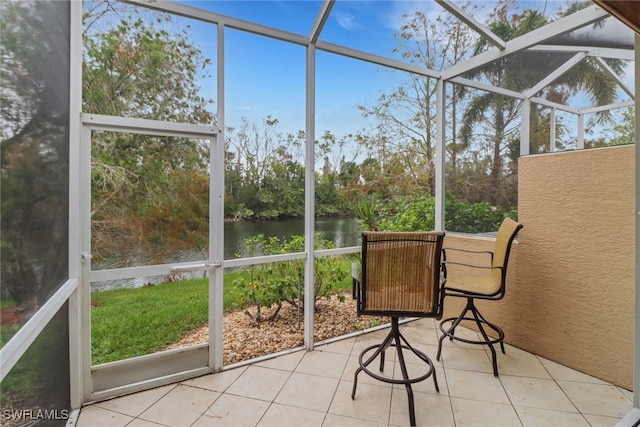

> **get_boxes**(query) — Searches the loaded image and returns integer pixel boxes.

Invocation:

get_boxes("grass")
[1,315,70,408]
[91,258,355,365]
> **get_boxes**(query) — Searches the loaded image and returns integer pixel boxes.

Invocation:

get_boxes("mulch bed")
[165,292,388,364]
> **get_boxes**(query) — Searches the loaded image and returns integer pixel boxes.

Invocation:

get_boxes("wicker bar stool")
[351,231,445,427]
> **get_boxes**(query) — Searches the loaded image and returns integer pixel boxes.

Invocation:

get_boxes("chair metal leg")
[352,331,394,399]
[437,297,505,376]
[351,318,439,427]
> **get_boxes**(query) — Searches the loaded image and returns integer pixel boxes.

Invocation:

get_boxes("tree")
[82,2,216,265]
[1,1,70,305]
[359,2,477,197]
[458,2,626,206]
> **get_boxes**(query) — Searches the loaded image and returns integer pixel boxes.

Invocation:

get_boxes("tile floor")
[76,319,633,427]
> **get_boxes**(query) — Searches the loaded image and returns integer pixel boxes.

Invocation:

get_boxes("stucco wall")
[442,145,635,390]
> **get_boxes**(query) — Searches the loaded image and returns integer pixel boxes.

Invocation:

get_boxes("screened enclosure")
[0,0,638,424]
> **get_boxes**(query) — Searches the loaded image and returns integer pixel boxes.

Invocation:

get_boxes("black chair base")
[351,318,439,427]
[436,297,505,377]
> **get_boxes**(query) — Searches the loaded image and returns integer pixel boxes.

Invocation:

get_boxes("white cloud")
[334,12,359,31]
[383,0,440,32]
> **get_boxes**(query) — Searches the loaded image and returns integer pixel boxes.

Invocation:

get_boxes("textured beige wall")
[442,145,635,390]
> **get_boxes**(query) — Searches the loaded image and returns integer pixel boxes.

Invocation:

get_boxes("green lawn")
[91,259,354,365]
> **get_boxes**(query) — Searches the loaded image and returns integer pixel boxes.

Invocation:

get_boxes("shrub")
[232,233,346,323]
[373,194,516,234]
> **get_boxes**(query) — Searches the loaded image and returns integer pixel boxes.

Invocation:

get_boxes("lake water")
[224,216,361,259]
[91,216,361,291]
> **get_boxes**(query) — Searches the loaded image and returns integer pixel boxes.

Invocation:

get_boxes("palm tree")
[457,3,626,206]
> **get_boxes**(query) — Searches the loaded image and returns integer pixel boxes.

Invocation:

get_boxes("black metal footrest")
[356,343,437,386]
[438,316,505,347]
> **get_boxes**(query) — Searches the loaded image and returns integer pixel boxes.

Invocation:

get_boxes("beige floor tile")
[390,390,454,427]
[345,353,397,387]
[493,345,551,379]
[295,349,350,379]
[391,362,444,396]
[275,372,339,412]
[446,368,510,404]
[75,324,626,427]
[226,365,291,401]
[397,343,442,367]
[322,413,387,426]
[362,326,394,340]
[192,393,269,427]
[451,397,521,427]
[436,346,494,374]
[537,357,607,384]
[398,322,440,346]
[258,403,325,427]
[77,405,134,427]
[501,376,577,412]
[127,418,166,426]
[558,380,633,418]
[619,387,634,401]
[436,324,484,350]
[407,317,437,329]
[94,384,175,417]
[181,367,246,392]
[582,413,625,427]
[138,384,220,427]
[317,337,356,355]
[329,380,392,423]
[514,406,591,427]
[352,332,395,358]
[255,350,305,371]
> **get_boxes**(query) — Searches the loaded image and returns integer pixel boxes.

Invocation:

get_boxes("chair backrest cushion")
[359,231,444,317]
[493,218,523,270]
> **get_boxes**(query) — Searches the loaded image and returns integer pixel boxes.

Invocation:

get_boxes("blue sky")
[124,1,634,150]
[176,0,431,140]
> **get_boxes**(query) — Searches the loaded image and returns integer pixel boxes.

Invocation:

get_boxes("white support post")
[634,31,640,412]
[210,23,226,372]
[520,99,531,156]
[80,123,93,402]
[550,107,557,152]
[68,0,83,409]
[577,113,585,149]
[304,43,316,350]
[619,31,640,427]
[435,79,445,231]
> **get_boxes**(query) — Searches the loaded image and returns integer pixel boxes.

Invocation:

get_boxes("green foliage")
[353,197,381,231]
[374,194,515,234]
[378,196,436,232]
[83,6,216,266]
[445,196,512,233]
[232,234,347,323]
[1,316,69,408]
[586,107,635,148]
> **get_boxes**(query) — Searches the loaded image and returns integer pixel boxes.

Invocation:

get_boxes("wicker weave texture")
[361,231,444,315]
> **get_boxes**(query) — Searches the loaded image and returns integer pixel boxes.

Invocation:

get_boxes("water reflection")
[224,216,361,259]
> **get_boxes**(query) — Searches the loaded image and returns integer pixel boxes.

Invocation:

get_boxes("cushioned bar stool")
[436,218,522,377]
[351,231,445,427]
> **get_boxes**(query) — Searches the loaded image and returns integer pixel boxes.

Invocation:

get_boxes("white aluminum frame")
[0,0,84,409]
[80,114,220,401]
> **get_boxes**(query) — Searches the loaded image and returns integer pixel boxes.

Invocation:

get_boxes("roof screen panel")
[319,0,406,60]
[176,0,323,35]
